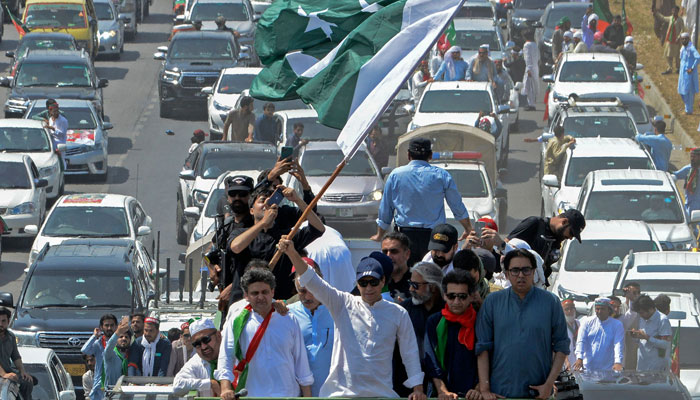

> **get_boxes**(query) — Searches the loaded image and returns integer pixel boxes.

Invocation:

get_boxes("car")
[576,169,700,251]
[571,370,692,400]
[184,0,256,49]
[454,0,497,21]
[549,220,661,315]
[288,141,384,234]
[25,99,111,179]
[274,109,340,146]
[0,154,48,238]
[6,32,78,78]
[202,67,261,139]
[94,0,125,58]
[507,0,568,45]
[408,81,513,167]
[154,31,252,118]
[25,193,154,265]
[543,52,640,121]
[540,137,654,218]
[0,119,64,199]
[117,0,138,40]
[0,239,155,395]
[452,19,508,65]
[578,92,654,135]
[18,347,76,400]
[177,141,277,244]
[535,1,590,73]
[1,50,108,118]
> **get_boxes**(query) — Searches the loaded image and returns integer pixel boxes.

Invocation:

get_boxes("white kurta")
[215,310,314,396]
[522,41,540,107]
[173,354,214,397]
[299,268,424,398]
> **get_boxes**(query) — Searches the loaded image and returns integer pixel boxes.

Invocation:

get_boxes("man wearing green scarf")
[103,317,132,389]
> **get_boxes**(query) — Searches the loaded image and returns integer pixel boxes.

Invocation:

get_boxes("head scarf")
[595,297,613,310]
[443,46,462,80]
[141,334,160,377]
[573,30,583,40]
[472,45,494,80]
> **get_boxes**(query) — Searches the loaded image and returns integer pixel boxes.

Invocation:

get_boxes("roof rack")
[557,93,625,111]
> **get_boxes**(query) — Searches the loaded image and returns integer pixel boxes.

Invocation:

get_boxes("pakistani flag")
[251,0,465,158]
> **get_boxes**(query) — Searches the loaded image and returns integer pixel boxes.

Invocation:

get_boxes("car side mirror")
[550,263,559,272]
[103,122,113,130]
[0,292,13,307]
[179,169,196,180]
[57,143,67,152]
[157,46,169,53]
[253,14,260,22]
[635,63,644,71]
[98,78,109,88]
[59,390,76,400]
[0,77,11,87]
[137,226,152,237]
[201,86,213,95]
[514,81,523,91]
[381,166,393,176]
[542,174,559,188]
[636,76,644,83]
[184,206,201,219]
[668,311,687,320]
[24,225,38,235]
[691,210,700,223]
[5,51,14,58]
[238,45,252,61]
[35,178,48,188]
[542,74,554,83]
[173,15,185,23]
[532,21,543,28]
[498,18,507,29]
[153,52,166,60]
[497,104,510,114]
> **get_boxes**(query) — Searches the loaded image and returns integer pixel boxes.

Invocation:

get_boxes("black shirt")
[507,216,561,272]
[603,24,625,49]
[215,212,254,288]
[388,269,412,302]
[505,57,526,83]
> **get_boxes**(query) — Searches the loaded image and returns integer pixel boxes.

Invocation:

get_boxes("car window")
[23,364,57,400]
[626,102,650,126]
[25,3,87,29]
[562,116,636,139]
[199,150,277,178]
[190,2,249,21]
[217,73,256,94]
[22,269,133,308]
[134,203,146,227]
[170,38,234,60]
[420,90,493,114]
[624,279,700,306]
[95,2,114,20]
[17,38,77,57]
[185,148,200,169]
[445,169,489,197]
[302,150,377,177]
[453,30,501,51]
[42,207,130,237]
[28,106,98,130]
[0,127,51,152]
[0,162,31,189]
[205,188,228,218]
[284,117,339,142]
[565,157,654,187]
[30,162,40,179]
[454,6,494,19]
[51,356,70,391]
[16,62,92,87]
[247,97,309,115]
[564,240,658,272]
[584,191,684,224]
[559,61,628,83]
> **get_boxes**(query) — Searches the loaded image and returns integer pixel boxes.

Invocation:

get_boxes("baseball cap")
[477,217,498,232]
[408,138,431,154]
[356,257,385,281]
[428,224,458,252]
[225,175,254,193]
[563,209,586,243]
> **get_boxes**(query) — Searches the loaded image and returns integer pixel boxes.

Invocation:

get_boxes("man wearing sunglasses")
[476,249,569,400]
[173,319,222,397]
[280,237,426,400]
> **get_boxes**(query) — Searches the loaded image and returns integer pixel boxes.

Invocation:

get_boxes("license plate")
[336,208,353,217]
[64,363,85,376]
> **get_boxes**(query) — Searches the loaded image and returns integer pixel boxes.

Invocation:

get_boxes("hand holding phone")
[280,146,294,161]
[265,187,285,207]
[474,221,486,237]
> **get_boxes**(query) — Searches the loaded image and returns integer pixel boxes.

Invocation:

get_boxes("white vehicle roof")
[302,140,367,152]
[588,169,674,192]
[578,220,657,241]
[0,119,46,128]
[569,138,649,159]
[454,19,498,31]
[220,67,262,76]
[56,193,130,208]
[623,251,700,282]
[276,109,319,119]
[425,81,491,92]
[562,52,626,63]
[0,153,31,163]
[18,346,56,364]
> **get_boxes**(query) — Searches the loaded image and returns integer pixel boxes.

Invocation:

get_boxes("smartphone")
[266,187,284,207]
[474,221,486,237]
[280,146,294,161]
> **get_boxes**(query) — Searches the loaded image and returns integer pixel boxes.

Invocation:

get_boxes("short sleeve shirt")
[225,109,256,142]
[0,331,21,373]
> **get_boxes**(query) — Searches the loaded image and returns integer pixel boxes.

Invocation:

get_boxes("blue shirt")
[475,287,570,398]
[288,302,335,397]
[434,59,468,81]
[465,58,495,82]
[103,333,128,387]
[377,160,468,230]
[254,114,280,144]
[81,334,106,400]
[582,14,594,49]
[674,165,700,214]
[635,133,672,171]
[679,43,700,95]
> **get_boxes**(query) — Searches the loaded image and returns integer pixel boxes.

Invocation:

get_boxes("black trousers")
[396,226,432,269]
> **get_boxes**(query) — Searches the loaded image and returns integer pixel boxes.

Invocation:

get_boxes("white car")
[202,67,261,139]
[409,81,513,166]
[451,18,507,64]
[541,138,654,217]
[549,220,661,315]
[19,346,76,400]
[0,154,47,238]
[0,119,63,198]
[543,52,639,121]
[613,251,700,301]
[275,109,340,146]
[577,169,700,251]
[26,193,153,266]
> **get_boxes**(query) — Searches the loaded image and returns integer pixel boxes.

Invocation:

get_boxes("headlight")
[39,165,57,177]
[7,97,29,108]
[162,69,180,83]
[101,30,117,38]
[213,100,232,112]
[675,241,694,251]
[366,190,383,201]
[193,190,208,207]
[14,330,40,347]
[9,202,35,215]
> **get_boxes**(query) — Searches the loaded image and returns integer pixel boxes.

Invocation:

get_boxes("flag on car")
[251,0,465,158]
[437,21,457,49]
[592,0,632,34]
[5,6,26,36]
[671,320,680,376]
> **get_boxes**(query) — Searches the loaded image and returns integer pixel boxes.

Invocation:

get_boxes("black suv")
[1,50,108,118]
[0,239,154,395]
[154,30,250,118]
[507,0,569,46]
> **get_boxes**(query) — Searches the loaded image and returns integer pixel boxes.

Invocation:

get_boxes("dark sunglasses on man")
[357,278,382,288]
[192,333,215,348]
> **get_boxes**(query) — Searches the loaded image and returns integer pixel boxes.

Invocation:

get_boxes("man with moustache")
[422,224,459,273]
[130,313,145,341]
[381,232,413,301]
[167,321,194,376]
[173,319,224,397]
[128,317,171,377]
[81,314,118,400]
[104,317,133,384]
[561,299,580,371]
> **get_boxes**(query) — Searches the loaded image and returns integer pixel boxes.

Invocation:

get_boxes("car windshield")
[584,191,685,224]
[170,38,234,60]
[564,240,658,272]
[25,3,86,28]
[545,8,585,29]
[16,63,91,87]
[28,106,97,130]
[95,2,115,20]
[559,61,628,83]
[42,207,130,237]
[453,30,501,51]
[445,169,489,197]
[454,6,493,19]
[420,90,492,113]
[302,150,376,177]
[23,270,132,308]
[0,127,51,152]
[0,162,30,188]
[626,102,650,125]
[286,118,339,141]
[515,0,566,9]
[624,280,700,307]
[563,116,636,139]
[23,365,56,400]
[190,2,249,21]
[565,157,654,187]
[17,38,77,58]
[217,73,256,94]
[199,151,277,178]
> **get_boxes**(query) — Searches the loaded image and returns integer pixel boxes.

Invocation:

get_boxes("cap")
[504,238,531,254]
[189,319,216,337]
[292,256,317,274]
[368,251,393,278]
[625,35,634,43]
[144,316,159,325]
[562,209,586,243]
[573,30,583,39]
[428,224,458,252]
[180,322,190,330]
[588,13,599,22]
[561,298,574,306]
[563,31,573,39]
[408,138,431,154]
[558,16,571,26]
[473,248,497,275]
[681,32,691,39]
[225,175,254,193]
[593,31,603,42]
[193,129,206,137]
[594,297,613,310]
[479,44,490,52]
[356,257,385,281]
[477,217,498,232]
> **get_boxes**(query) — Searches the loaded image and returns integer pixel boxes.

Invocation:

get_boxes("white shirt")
[304,225,356,293]
[421,251,454,274]
[173,353,214,397]
[575,316,625,370]
[50,114,69,146]
[637,310,672,371]
[215,308,313,397]
[299,268,424,398]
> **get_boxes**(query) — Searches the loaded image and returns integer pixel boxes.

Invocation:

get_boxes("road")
[0,1,546,301]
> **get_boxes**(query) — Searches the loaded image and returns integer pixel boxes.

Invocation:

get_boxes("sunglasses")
[357,278,382,287]
[446,293,470,300]
[508,267,533,276]
[408,281,429,289]
[192,333,214,348]
[183,333,191,339]
[228,191,249,198]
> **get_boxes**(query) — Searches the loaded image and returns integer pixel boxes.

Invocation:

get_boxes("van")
[22,0,99,59]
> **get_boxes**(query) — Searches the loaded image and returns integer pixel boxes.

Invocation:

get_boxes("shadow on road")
[135,30,170,45]
[515,119,541,135]
[0,259,27,285]
[118,50,141,62]
[108,136,133,155]
[107,165,131,184]
[97,66,129,81]
[502,157,537,185]
[144,13,177,25]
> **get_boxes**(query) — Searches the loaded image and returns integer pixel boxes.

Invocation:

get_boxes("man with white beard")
[561,299,580,371]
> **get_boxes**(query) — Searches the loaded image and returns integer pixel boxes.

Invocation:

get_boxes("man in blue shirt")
[254,103,281,144]
[476,249,569,399]
[81,314,118,400]
[434,46,467,81]
[285,122,309,157]
[371,138,472,268]
[582,9,598,49]
[636,120,672,171]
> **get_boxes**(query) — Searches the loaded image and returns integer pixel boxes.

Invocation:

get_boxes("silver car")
[95,0,125,58]
[118,0,138,40]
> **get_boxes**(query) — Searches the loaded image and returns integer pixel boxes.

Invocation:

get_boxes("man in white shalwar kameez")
[522,30,540,111]
[173,319,221,397]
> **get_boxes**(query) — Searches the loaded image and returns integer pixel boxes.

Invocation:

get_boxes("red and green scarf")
[232,305,274,390]
[434,304,476,370]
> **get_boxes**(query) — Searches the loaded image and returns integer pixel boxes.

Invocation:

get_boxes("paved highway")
[0,0,546,300]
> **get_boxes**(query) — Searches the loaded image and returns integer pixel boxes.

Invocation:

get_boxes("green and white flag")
[251,0,465,159]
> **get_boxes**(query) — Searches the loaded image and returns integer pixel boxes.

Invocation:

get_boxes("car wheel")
[159,101,171,118]
[176,198,188,245]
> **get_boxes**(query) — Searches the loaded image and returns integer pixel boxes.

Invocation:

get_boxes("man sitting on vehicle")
[173,319,223,397]
[128,317,171,377]
[0,307,33,400]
